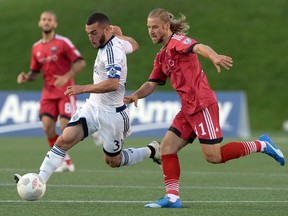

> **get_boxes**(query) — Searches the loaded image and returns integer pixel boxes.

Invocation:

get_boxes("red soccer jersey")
[30,34,82,99]
[149,34,217,115]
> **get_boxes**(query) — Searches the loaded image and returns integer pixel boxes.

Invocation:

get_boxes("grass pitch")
[0,134,287,216]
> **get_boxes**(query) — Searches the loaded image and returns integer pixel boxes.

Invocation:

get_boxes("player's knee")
[42,126,54,137]
[104,157,121,168]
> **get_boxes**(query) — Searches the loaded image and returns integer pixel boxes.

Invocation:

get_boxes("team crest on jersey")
[182,38,192,45]
[51,46,57,53]
[108,65,117,77]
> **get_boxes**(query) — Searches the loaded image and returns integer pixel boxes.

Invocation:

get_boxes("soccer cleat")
[14,173,22,184]
[147,141,162,165]
[145,195,182,208]
[55,160,75,172]
[259,134,285,166]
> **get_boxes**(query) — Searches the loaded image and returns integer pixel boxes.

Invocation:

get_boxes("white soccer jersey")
[87,35,133,112]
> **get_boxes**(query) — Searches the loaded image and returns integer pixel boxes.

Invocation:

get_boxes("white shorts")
[68,101,131,155]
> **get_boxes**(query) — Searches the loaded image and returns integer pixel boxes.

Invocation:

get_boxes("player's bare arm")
[192,43,233,72]
[64,78,119,96]
[54,58,86,87]
[110,25,139,52]
[17,71,40,84]
[124,81,158,107]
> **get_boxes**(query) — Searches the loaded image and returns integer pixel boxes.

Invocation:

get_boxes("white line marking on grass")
[1,183,288,191]
[0,200,288,204]
[0,168,287,177]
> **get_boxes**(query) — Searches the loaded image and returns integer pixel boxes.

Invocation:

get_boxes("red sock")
[47,134,59,148]
[162,154,180,196]
[221,141,261,163]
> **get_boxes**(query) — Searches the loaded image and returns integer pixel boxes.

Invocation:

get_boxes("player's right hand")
[17,72,28,84]
[64,85,84,96]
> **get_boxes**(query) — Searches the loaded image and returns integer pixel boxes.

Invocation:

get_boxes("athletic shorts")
[169,103,223,144]
[39,95,76,121]
[67,101,131,156]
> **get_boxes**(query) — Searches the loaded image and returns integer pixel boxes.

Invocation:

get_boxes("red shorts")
[170,103,223,144]
[39,95,76,121]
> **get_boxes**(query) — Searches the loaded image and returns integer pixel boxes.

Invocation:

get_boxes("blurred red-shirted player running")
[17,11,86,172]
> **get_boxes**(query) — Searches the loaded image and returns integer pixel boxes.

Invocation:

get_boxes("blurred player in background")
[15,12,161,185]
[17,11,86,172]
[125,8,285,208]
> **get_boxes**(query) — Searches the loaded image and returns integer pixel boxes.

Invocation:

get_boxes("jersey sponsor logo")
[38,54,58,63]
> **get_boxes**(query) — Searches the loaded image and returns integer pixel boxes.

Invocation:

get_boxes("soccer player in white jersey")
[15,12,161,185]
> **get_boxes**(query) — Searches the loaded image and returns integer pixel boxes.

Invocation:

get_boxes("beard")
[43,29,53,34]
[98,34,106,47]
[41,25,54,34]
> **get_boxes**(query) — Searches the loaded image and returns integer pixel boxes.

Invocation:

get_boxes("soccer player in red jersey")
[17,11,86,172]
[125,8,285,208]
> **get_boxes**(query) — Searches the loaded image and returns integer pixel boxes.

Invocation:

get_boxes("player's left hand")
[53,75,69,87]
[111,25,123,36]
[64,85,83,96]
[124,95,139,107]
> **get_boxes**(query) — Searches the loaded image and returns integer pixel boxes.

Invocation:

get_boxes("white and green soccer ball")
[17,173,46,201]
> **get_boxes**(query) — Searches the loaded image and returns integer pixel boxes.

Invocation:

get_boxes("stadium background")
[0,0,287,132]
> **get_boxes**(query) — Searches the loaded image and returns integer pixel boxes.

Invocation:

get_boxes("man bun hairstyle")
[148,8,190,35]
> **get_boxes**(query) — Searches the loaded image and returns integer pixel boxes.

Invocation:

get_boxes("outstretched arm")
[124,81,158,107]
[192,43,233,72]
[64,78,119,96]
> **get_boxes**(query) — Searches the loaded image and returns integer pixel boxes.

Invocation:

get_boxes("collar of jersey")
[99,35,115,49]
[161,33,174,50]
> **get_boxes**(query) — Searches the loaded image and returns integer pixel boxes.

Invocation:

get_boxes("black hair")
[86,12,110,26]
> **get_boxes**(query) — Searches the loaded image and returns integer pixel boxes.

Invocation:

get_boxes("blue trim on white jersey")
[105,40,122,79]
[106,65,121,78]
[106,41,114,65]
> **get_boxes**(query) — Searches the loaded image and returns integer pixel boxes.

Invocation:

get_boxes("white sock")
[166,194,180,202]
[120,147,148,166]
[39,145,65,183]
[259,141,267,152]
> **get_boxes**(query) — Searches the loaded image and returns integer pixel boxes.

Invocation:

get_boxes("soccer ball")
[17,173,46,201]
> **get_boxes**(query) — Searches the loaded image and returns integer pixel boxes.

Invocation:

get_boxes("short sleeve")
[104,46,123,79]
[172,35,198,54]
[30,47,41,71]
[62,38,82,62]
[121,39,133,55]
[148,53,167,85]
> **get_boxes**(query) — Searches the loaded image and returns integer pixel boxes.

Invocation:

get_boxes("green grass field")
[0,135,287,216]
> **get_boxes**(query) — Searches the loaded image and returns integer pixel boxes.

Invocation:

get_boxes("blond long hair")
[148,8,190,35]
